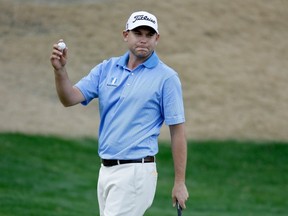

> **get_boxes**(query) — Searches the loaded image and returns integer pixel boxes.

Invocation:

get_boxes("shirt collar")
[117,51,159,69]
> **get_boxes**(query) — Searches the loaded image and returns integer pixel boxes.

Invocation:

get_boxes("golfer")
[50,11,189,216]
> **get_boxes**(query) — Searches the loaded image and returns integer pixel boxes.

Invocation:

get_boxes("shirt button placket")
[122,71,135,96]
[127,72,134,86]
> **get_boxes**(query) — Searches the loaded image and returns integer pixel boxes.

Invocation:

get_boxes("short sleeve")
[162,75,185,125]
[74,65,101,106]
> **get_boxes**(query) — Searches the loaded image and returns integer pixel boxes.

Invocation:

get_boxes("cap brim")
[126,21,158,33]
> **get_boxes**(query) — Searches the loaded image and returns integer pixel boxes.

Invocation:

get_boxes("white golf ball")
[57,42,66,50]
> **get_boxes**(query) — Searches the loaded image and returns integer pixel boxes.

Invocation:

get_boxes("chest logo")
[107,77,118,87]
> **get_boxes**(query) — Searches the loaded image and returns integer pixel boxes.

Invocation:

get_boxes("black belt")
[102,156,155,167]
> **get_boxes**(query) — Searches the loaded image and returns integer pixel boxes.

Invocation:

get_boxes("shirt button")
[127,83,130,86]
[131,73,134,75]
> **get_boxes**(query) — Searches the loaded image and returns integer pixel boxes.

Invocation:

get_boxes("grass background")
[1,133,287,216]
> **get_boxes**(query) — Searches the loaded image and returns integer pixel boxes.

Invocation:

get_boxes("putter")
[176,200,182,216]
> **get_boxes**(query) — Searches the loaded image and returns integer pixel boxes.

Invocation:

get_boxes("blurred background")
[1,0,288,141]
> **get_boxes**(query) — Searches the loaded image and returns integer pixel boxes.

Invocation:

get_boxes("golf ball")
[57,42,66,50]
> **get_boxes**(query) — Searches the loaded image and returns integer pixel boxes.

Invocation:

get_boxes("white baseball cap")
[125,11,159,34]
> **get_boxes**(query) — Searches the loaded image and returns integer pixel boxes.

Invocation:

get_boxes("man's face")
[123,26,160,59]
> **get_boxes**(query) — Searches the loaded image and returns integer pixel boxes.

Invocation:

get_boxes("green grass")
[1,133,288,216]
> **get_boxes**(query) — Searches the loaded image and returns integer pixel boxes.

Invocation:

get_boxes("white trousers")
[97,162,158,216]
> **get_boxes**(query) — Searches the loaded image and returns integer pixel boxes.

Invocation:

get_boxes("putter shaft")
[176,200,182,216]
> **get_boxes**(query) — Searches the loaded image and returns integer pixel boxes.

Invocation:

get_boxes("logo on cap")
[132,15,156,24]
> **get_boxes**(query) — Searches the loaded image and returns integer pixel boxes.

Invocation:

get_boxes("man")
[50,11,189,216]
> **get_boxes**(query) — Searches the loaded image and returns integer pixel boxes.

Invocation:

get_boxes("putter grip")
[176,200,182,216]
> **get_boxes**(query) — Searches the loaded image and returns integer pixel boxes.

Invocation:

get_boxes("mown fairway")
[1,133,288,216]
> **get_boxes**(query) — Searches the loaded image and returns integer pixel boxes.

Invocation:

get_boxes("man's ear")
[123,30,129,42]
[155,34,160,45]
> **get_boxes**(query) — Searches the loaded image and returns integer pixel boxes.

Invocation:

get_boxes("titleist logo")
[132,15,156,24]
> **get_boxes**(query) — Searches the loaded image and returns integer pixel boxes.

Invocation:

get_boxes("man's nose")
[139,36,148,43]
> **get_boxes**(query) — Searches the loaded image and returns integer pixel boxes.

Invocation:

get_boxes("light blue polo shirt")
[75,51,185,160]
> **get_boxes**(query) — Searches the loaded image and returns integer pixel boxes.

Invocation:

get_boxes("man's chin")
[136,51,151,59]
